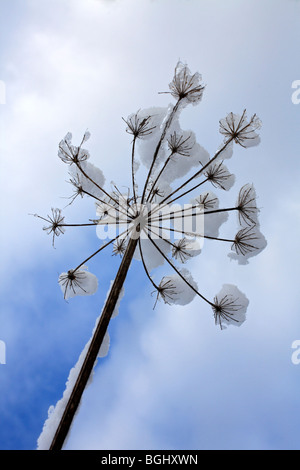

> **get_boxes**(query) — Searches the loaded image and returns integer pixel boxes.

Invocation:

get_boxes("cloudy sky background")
[0,0,300,450]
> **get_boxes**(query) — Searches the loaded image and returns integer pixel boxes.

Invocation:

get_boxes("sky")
[0,0,300,451]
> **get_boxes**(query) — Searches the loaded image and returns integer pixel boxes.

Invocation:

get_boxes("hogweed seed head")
[153,278,178,308]
[122,112,156,139]
[34,63,266,331]
[58,266,98,300]
[167,131,194,157]
[219,109,261,148]
[171,238,192,263]
[167,61,205,105]
[204,161,235,191]
[58,133,90,165]
[237,183,259,226]
[195,192,218,210]
[33,208,65,247]
[112,237,128,257]
[232,226,260,256]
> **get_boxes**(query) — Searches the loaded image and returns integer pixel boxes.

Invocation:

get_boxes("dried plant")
[35,62,267,450]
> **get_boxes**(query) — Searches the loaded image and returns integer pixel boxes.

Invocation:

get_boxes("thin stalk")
[166,177,209,206]
[148,223,234,245]
[75,161,121,210]
[73,227,132,272]
[62,140,121,209]
[148,151,173,203]
[149,205,237,226]
[49,234,139,450]
[154,136,234,210]
[131,137,137,203]
[142,99,182,203]
[73,186,132,221]
[145,232,214,307]
[138,238,159,290]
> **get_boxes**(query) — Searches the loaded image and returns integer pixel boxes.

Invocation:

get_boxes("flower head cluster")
[212,284,248,330]
[168,61,205,105]
[122,112,156,139]
[167,131,193,157]
[58,131,91,165]
[33,208,65,247]
[219,109,261,148]
[58,265,98,300]
[204,161,235,191]
[35,63,266,330]
[236,183,259,225]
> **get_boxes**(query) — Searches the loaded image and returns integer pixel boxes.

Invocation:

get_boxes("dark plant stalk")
[148,150,173,203]
[131,136,137,203]
[49,234,138,450]
[142,99,182,203]
[161,137,234,204]
[150,206,237,224]
[75,161,121,209]
[146,232,214,307]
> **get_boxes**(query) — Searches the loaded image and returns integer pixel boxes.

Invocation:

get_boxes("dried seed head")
[58,132,90,165]
[195,192,218,210]
[33,208,65,247]
[168,62,205,104]
[112,237,128,257]
[232,226,259,256]
[58,266,98,300]
[67,172,85,205]
[167,131,193,157]
[237,184,258,226]
[212,284,248,330]
[152,278,177,309]
[122,112,156,139]
[204,161,234,191]
[171,238,192,263]
[212,295,242,330]
[219,109,261,148]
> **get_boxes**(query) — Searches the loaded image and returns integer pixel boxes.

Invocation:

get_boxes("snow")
[213,284,249,329]
[58,265,98,300]
[183,238,202,258]
[69,160,106,199]
[134,235,171,272]
[36,282,125,450]
[135,106,168,171]
[219,110,261,148]
[228,225,267,265]
[168,61,205,106]
[160,267,198,306]
[215,140,234,160]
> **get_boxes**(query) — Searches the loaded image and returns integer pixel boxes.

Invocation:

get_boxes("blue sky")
[0,0,300,450]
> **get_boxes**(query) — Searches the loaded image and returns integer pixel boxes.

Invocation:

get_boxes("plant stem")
[142,99,181,203]
[49,234,139,450]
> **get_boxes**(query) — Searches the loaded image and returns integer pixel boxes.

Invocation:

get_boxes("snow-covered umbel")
[58,265,98,300]
[168,61,205,106]
[156,268,198,307]
[58,131,91,164]
[219,109,261,148]
[212,284,249,330]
